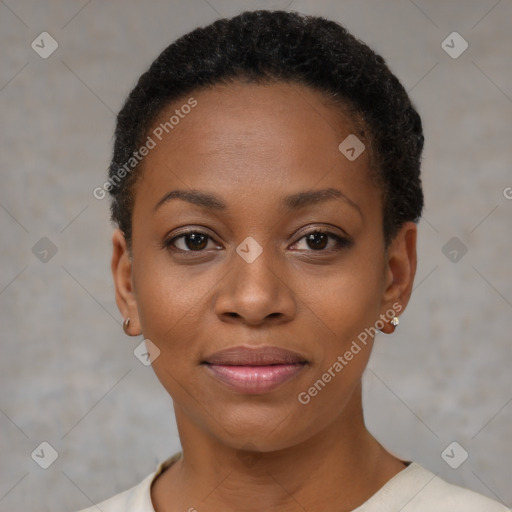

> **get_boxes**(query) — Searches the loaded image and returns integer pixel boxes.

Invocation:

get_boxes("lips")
[202,346,307,394]
[203,345,307,366]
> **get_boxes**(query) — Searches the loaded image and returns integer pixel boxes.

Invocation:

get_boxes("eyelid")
[293,224,351,241]
[168,225,217,239]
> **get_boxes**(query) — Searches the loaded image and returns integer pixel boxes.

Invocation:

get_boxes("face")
[112,81,417,452]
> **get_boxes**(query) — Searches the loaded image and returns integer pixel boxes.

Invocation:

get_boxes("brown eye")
[306,232,328,250]
[292,230,351,252]
[183,233,208,250]
[167,231,216,252]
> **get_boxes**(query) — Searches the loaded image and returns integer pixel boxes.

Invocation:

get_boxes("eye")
[292,230,351,252]
[165,230,220,252]
[164,228,351,254]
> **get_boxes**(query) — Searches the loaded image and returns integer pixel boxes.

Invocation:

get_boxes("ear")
[111,229,141,336]
[379,222,417,334]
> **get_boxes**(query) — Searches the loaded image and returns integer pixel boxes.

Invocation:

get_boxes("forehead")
[135,81,378,217]
[150,81,361,164]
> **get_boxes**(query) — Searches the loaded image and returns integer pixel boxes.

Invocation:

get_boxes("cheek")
[133,252,208,333]
[293,267,382,428]
[294,243,385,398]
[134,266,205,401]
[131,260,211,391]
[297,250,385,345]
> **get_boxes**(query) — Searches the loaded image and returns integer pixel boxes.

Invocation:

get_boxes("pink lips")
[202,345,307,394]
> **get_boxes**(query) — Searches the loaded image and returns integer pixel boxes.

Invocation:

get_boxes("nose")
[213,242,296,327]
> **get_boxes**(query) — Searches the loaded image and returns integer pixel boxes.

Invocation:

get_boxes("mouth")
[201,345,308,394]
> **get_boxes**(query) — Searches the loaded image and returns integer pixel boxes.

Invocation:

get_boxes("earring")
[123,317,131,335]
[386,316,399,334]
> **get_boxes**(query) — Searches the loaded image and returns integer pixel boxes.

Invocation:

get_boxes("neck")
[151,383,406,512]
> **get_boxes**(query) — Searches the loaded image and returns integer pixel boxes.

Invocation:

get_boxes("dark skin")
[111,81,418,512]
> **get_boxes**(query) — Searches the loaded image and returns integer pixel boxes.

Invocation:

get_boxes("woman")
[79,10,509,512]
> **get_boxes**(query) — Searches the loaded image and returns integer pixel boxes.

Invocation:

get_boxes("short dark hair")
[108,9,424,248]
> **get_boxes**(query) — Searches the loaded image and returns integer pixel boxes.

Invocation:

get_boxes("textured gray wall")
[1,1,511,511]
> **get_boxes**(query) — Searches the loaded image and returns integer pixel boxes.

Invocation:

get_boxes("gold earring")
[123,318,131,335]
[390,317,399,327]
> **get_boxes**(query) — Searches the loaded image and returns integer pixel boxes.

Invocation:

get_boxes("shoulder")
[370,462,510,512]
[75,452,182,512]
[75,471,155,512]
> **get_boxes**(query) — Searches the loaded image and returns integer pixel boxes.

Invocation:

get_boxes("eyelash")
[163,228,352,254]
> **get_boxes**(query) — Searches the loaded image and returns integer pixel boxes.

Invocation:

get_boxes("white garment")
[77,452,510,512]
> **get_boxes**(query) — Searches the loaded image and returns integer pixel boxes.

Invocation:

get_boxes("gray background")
[1,0,511,511]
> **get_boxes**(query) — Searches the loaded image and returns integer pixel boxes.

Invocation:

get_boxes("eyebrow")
[153,187,362,218]
[154,189,226,212]
[283,188,362,217]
